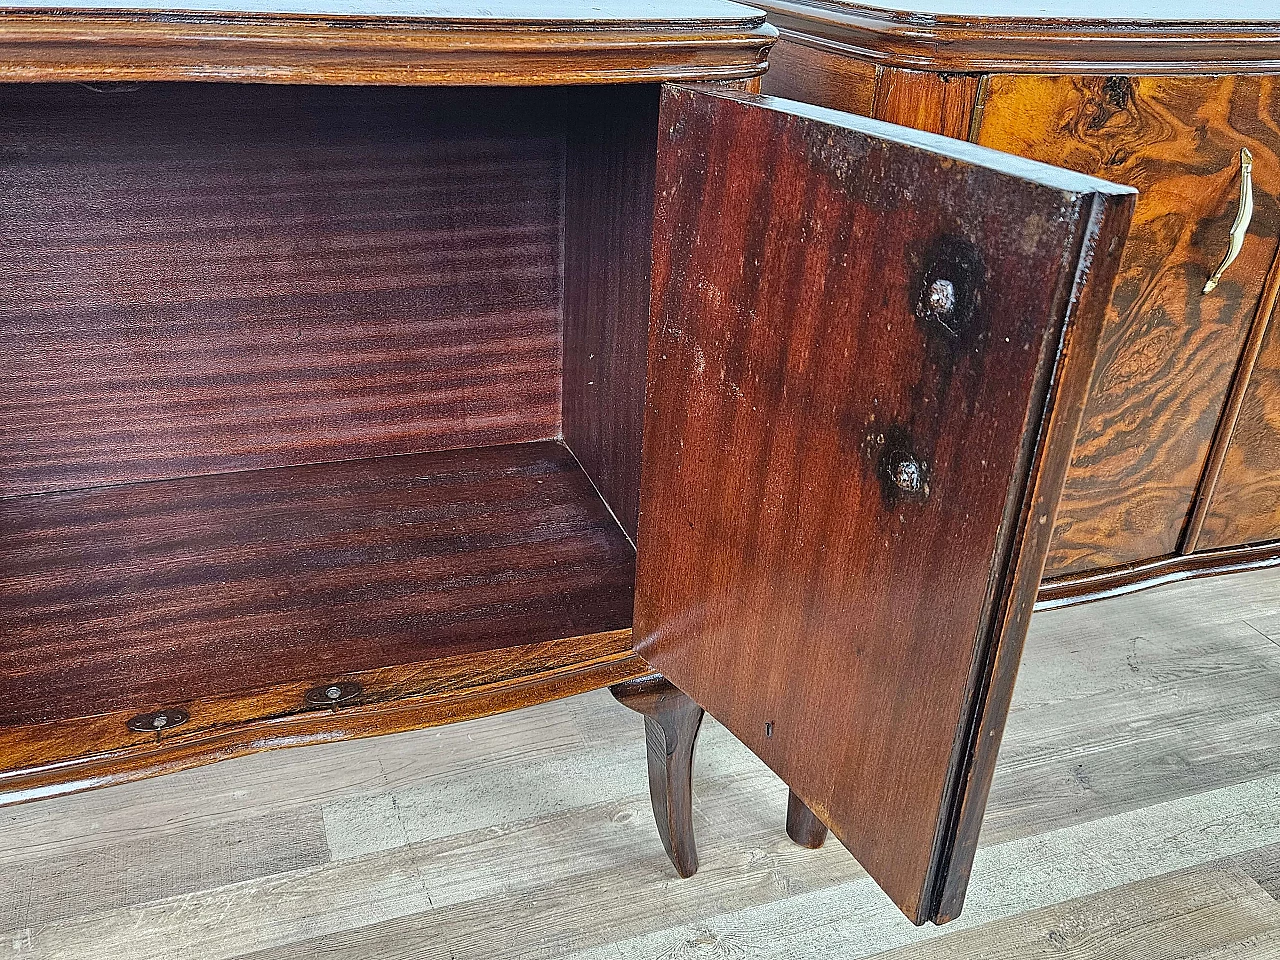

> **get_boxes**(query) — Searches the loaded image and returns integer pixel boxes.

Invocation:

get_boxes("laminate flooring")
[3,568,1279,959]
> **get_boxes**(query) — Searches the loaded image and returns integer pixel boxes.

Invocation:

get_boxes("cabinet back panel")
[0,83,564,497]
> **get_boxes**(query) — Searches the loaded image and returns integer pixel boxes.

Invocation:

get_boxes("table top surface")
[759,0,1280,72]
[765,0,1275,21]
[0,0,764,21]
[0,0,775,84]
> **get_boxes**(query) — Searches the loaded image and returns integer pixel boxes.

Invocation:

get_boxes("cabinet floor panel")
[0,440,636,728]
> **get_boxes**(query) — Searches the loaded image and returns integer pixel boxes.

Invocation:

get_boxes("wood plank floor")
[3,568,1279,959]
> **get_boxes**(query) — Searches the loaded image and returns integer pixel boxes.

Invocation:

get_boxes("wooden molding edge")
[1036,542,1280,611]
[0,634,647,808]
[0,11,777,84]
[762,3,1280,75]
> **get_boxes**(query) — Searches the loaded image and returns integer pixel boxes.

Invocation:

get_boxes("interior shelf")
[0,441,636,728]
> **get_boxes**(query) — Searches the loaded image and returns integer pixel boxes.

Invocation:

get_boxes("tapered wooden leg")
[786,790,829,849]
[610,675,705,878]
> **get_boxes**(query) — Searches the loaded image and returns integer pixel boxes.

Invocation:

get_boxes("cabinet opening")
[0,82,661,728]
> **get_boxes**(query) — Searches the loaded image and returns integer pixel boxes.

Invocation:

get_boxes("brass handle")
[1203,148,1254,294]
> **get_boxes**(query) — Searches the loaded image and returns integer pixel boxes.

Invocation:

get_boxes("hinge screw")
[890,453,925,496]
[926,278,955,320]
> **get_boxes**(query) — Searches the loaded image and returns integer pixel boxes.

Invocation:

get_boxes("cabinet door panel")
[636,85,1132,924]
[975,75,1280,576]
[1197,306,1280,550]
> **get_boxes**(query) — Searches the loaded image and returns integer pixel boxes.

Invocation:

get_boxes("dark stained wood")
[610,675,705,878]
[0,1,776,86]
[974,75,1280,576]
[0,634,646,808]
[786,790,829,849]
[1186,246,1280,550]
[872,66,981,138]
[754,1,1280,75]
[636,84,1133,922]
[929,180,1134,928]
[563,84,660,540]
[761,34,879,116]
[0,83,566,497]
[1036,540,1280,610]
[0,441,636,727]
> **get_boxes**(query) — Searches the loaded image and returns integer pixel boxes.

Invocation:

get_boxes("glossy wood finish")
[1196,305,1280,550]
[762,8,1280,598]
[0,0,776,86]
[563,84,660,540]
[0,83,566,497]
[765,36,878,116]
[1037,540,1280,610]
[872,66,980,138]
[610,675,705,878]
[5,568,1279,959]
[0,441,635,727]
[1184,252,1280,551]
[786,790,829,849]
[0,633,646,808]
[974,75,1280,576]
[756,1,1280,75]
[636,85,1133,922]
[763,38,979,139]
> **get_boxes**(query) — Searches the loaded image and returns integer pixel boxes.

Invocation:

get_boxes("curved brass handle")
[1203,148,1254,295]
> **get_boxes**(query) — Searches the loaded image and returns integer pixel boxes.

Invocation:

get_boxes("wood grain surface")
[871,66,981,138]
[974,75,1280,576]
[1,568,1277,959]
[1183,248,1280,552]
[1038,540,1280,609]
[636,84,1132,923]
[0,83,568,497]
[1197,285,1280,550]
[0,632,644,809]
[0,2,776,86]
[0,440,635,728]
[754,0,1280,75]
[762,35,879,116]
[761,40,978,137]
[562,84,660,540]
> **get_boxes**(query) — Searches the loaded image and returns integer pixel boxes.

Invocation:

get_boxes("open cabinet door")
[634,85,1134,925]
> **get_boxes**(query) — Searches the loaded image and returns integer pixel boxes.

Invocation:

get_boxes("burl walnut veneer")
[756,0,1280,606]
[0,0,1134,928]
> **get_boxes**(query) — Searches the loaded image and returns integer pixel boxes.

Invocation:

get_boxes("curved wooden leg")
[611,675,704,878]
[786,790,829,849]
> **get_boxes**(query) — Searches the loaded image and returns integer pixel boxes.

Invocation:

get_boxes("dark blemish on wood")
[866,424,931,506]
[914,233,985,344]
[1086,76,1135,131]
[1102,76,1134,110]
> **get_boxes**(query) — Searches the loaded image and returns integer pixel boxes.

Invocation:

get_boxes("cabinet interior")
[0,81,661,726]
